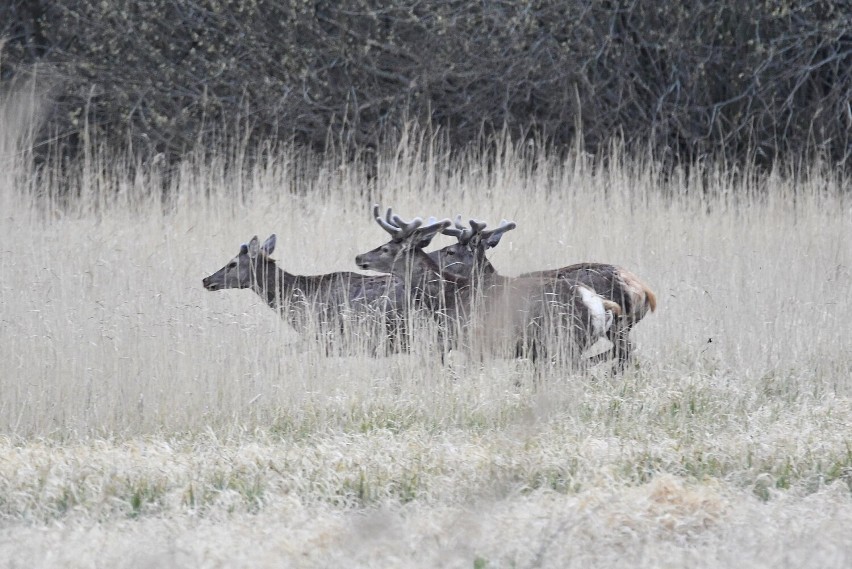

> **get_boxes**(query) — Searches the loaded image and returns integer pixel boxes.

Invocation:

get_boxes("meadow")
[1,91,851,567]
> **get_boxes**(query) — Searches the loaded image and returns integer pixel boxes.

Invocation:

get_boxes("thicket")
[1,1,850,170]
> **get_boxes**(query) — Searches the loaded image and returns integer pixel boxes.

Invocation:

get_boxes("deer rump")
[523,263,655,324]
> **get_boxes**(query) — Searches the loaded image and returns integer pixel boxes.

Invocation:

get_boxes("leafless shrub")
[1,0,849,172]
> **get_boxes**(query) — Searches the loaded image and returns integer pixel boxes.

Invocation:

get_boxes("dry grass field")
[1,92,851,568]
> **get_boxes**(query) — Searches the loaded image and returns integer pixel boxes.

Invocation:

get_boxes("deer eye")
[227,261,237,269]
[446,249,456,256]
[381,246,390,253]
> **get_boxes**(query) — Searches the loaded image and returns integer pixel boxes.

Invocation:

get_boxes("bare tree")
[2,1,847,170]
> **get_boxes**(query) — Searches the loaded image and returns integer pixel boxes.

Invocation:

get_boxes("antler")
[372,204,422,239]
[470,220,488,235]
[445,217,517,248]
[442,214,475,244]
[480,220,517,247]
[372,204,450,241]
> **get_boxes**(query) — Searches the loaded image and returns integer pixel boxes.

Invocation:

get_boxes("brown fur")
[603,299,623,316]
[356,212,614,365]
[616,268,657,320]
[645,287,658,312]
[433,229,656,370]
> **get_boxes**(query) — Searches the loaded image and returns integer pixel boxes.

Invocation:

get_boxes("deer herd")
[202,204,656,373]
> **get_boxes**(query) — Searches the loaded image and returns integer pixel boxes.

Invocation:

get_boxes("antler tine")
[443,215,478,244]
[373,204,401,236]
[390,210,424,239]
[384,207,399,228]
[482,220,516,238]
[479,218,517,247]
[494,219,517,235]
[441,214,466,238]
[409,217,452,249]
[455,219,478,244]
[469,219,488,234]
[453,214,467,231]
[421,217,452,231]
[422,216,446,234]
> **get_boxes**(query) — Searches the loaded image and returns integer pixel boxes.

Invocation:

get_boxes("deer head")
[429,216,516,278]
[355,205,451,275]
[202,234,277,292]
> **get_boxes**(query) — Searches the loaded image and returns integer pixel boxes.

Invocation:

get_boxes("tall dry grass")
[1,89,851,567]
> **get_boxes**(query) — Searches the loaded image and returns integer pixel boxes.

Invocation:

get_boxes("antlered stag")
[355,206,618,366]
[430,216,656,369]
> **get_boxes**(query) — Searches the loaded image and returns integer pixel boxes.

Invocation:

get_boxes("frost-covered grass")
[1,92,851,566]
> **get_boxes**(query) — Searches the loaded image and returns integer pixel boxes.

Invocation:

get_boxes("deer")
[429,216,656,370]
[354,206,619,366]
[202,234,411,355]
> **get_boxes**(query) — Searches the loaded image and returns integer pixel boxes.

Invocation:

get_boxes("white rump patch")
[577,285,612,337]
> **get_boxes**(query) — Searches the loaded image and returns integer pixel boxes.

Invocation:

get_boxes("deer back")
[466,275,612,360]
[522,262,655,325]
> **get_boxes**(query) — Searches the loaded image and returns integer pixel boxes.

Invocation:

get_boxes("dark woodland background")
[2,1,849,171]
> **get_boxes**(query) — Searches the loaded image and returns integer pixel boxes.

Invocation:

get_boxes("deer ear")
[247,236,261,258]
[261,234,276,256]
[414,235,436,249]
[414,218,440,248]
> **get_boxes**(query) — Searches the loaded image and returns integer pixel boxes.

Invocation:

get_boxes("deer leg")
[386,318,408,355]
[610,327,634,373]
[531,340,549,367]
[585,326,619,366]
[585,323,633,371]
[586,349,614,367]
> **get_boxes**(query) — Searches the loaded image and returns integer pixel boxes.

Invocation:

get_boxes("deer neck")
[471,255,498,282]
[251,261,296,309]
[401,249,470,311]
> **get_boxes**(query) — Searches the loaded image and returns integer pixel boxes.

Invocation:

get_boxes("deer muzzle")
[202,276,220,290]
[354,254,371,270]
